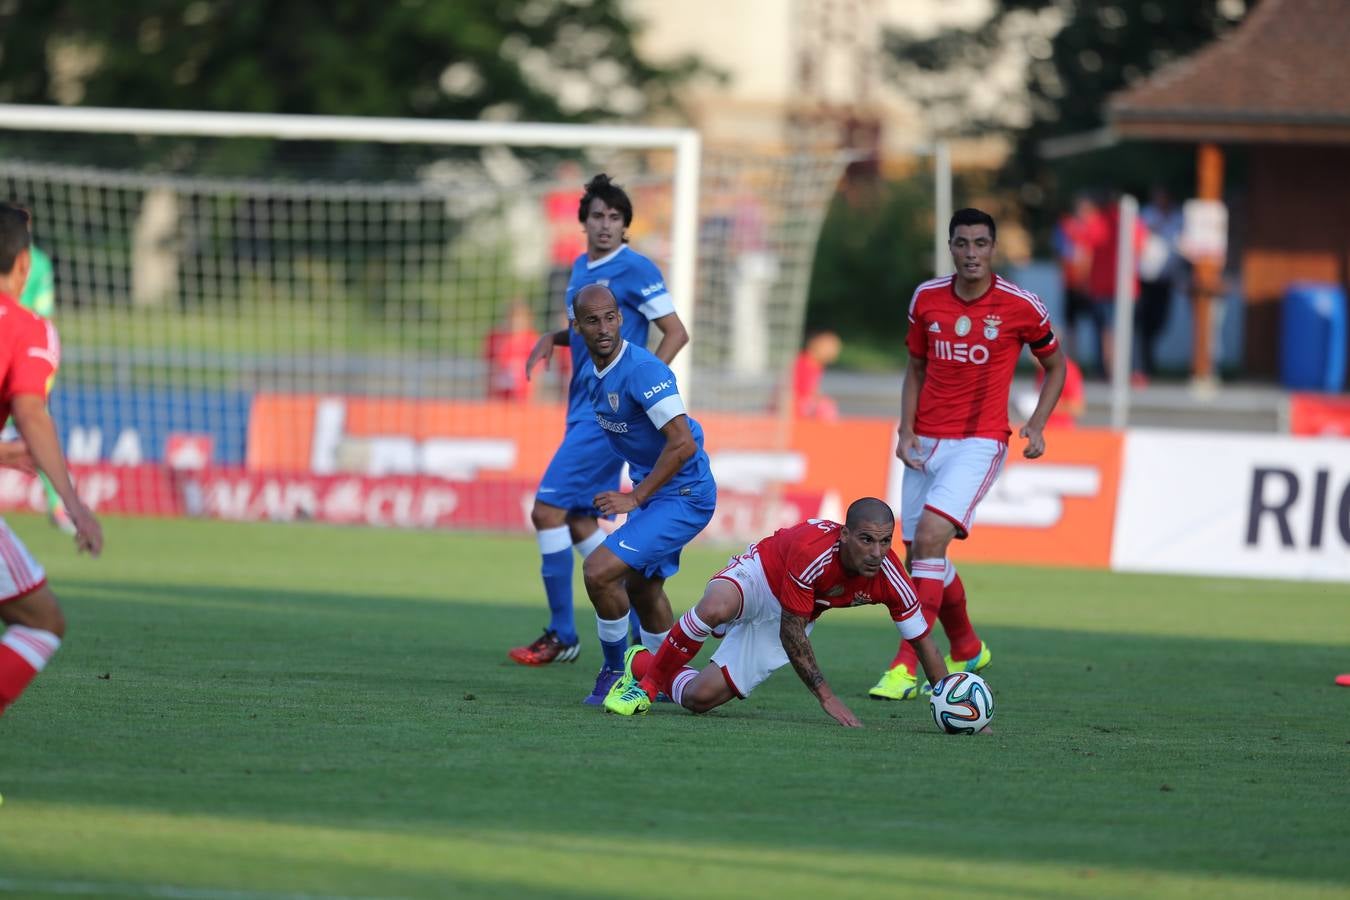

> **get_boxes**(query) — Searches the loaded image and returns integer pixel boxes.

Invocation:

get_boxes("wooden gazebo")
[1108,0,1350,379]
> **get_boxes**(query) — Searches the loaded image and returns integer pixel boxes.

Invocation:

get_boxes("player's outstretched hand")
[0,440,35,475]
[1019,422,1046,459]
[895,428,923,471]
[821,695,863,727]
[594,490,638,516]
[68,502,103,558]
[524,334,556,382]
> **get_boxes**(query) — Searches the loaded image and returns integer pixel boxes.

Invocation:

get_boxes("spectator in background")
[1053,193,1104,363]
[1018,354,1085,430]
[484,300,540,402]
[1136,186,1185,383]
[792,328,842,421]
[542,161,586,319]
[1086,192,1147,380]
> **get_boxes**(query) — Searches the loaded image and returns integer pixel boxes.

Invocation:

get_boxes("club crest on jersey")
[983,315,1002,340]
[850,592,873,606]
[607,392,620,412]
[954,315,971,337]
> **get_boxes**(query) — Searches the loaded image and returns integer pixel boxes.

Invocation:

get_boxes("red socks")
[887,560,983,670]
[628,650,700,708]
[938,569,982,661]
[638,609,712,698]
[889,558,944,671]
[0,625,61,716]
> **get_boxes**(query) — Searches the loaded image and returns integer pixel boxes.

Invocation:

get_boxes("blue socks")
[596,614,629,671]
[538,526,577,645]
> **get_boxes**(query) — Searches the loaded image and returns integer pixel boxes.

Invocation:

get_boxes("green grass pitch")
[0,514,1347,899]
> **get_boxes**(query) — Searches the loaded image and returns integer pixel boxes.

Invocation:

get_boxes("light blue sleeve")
[629,360,685,429]
[630,255,674,320]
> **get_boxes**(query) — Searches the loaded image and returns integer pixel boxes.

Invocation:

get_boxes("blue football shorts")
[536,419,624,516]
[605,481,717,580]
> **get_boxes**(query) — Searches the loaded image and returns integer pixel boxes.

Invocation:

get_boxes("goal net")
[0,107,849,539]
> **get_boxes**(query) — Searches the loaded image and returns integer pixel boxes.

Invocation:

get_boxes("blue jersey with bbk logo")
[590,340,714,500]
[564,245,674,424]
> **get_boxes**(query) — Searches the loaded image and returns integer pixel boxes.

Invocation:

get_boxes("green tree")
[805,178,932,369]
[886,0,1250,237]
[0,0,702,122]
[0,1,715,180]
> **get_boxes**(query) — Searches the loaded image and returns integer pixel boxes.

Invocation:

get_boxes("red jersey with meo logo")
[752,519,925,629]
[0,291,59,423]
[906,274,1058,442]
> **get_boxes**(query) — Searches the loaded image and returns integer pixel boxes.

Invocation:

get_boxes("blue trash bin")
[1280,282,1347,391]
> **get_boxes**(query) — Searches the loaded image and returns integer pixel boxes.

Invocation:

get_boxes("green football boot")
[868,664,930,701]
[945,641,992,675]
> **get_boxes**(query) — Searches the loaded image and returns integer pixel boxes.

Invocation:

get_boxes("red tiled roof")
[1109,0,1350,143]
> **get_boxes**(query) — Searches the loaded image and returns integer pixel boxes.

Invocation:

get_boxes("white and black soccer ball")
[929,671,994,734]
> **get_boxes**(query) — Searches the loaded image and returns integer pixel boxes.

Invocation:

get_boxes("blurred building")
[1109,0,1350,380]
[630,0,1007,170]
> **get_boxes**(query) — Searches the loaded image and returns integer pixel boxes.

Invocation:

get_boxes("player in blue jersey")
[569,283,716,705]
[509,175,690,699]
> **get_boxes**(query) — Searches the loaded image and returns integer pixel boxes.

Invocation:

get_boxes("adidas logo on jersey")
[928,322,941,333]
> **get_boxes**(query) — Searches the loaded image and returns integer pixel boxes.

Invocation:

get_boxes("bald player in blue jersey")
[569,282,716,704]
[510,174,690,704]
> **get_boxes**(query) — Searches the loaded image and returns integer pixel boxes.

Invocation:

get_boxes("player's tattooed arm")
[780,610,826,694]
[781,611,863,727]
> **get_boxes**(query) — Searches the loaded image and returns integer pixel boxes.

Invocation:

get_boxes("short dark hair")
[949,207,996,241]
[578,173,633,229]
[844,497,895,531]
[0,203,32,275]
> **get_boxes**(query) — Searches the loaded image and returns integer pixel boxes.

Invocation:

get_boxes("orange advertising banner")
[246,394,896,502]
[933,429,1125,569]
[247,394,1122,564]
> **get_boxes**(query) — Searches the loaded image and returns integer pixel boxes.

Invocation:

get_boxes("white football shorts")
[708,551,814,699]
[0,518,47,604]
[901,436,1008,540]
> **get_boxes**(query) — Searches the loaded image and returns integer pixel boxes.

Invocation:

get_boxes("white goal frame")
[0,102,702,389]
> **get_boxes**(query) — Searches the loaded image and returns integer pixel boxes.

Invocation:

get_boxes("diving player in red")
[870,208,1066,701]
[603,497,949,725]
[0,203,104,717]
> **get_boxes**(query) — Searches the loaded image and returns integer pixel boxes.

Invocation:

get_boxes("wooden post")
[1192,142,1225,385]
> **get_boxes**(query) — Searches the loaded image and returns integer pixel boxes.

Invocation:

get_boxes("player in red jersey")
[870,208,1066,701]
[602,497,949,726]
[0,203,103,717]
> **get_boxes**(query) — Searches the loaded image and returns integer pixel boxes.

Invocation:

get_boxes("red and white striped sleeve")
[881,555,928,640]
[776,540,834,618]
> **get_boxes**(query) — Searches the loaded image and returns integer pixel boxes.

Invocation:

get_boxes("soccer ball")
[929,671,994,734]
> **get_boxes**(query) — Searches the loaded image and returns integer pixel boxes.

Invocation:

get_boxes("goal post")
[0,103,857,537]
[0,103,703,391]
